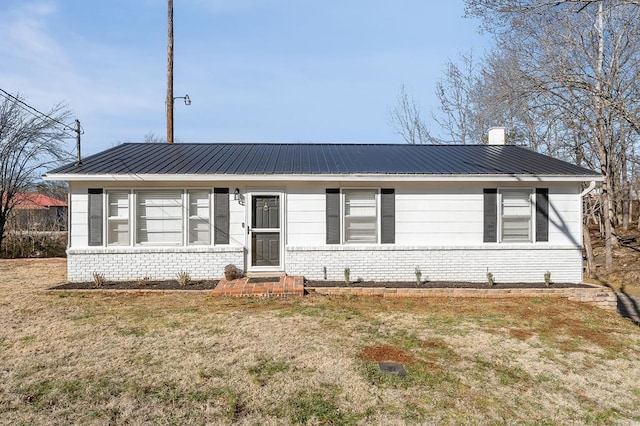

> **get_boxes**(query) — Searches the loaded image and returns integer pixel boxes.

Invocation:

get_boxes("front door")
[249,194,281,270]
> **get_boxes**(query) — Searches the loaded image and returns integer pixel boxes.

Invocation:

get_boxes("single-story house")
[44,134,600,283]
[5,193,68,231]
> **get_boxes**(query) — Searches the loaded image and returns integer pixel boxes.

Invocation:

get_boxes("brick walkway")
[211,276,304,297]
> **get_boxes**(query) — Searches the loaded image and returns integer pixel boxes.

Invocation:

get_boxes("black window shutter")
[380,188,395,244]
[536,188,549,242]
[483,189,498,243]
[326,188,340,244]
[88,188,103,246]
[214,188,229,244]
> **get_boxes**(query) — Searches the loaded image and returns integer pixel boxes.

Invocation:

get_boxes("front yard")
[1,259,639,424]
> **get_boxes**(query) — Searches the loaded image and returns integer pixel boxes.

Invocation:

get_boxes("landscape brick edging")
[308,285,617,311]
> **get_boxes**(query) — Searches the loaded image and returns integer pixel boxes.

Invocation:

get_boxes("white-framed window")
[343,189,378,244]
[188,190,211,245]
[107,191,129,246]
[135,190,183,245]
[500,189,532,242]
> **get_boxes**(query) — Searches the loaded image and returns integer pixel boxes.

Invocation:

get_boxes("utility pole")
[75,119,82,165]
[167,0,174,144]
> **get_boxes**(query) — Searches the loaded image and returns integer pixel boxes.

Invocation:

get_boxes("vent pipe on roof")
[487,127,506,145]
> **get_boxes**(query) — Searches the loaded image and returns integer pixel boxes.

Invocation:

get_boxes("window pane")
[502,218,531,241]
[503,191,531,216]
[345,190,376,216]
[345,216,377,243]
[136,191,183,244]
[189,190,210,245]
[501,190,531,242]
[108,191,129,246]
[344,189,377,243]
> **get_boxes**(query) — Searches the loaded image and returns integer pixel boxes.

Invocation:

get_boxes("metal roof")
[46,143,600,177]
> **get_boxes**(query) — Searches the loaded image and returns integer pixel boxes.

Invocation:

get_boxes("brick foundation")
[286,245,583,283]
[66,246,244,282]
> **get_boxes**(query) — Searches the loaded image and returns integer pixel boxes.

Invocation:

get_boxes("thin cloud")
[3,1,67,68]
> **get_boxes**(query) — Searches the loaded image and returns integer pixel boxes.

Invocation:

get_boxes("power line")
[0,87,82,137]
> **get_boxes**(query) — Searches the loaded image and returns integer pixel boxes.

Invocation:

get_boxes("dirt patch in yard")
[307,280,592,289]
[357,345,414,363]
[50,279,218,291]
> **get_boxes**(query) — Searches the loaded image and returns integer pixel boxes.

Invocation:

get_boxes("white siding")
[228,191,245,247]
[286,188,325,246]
[548,188,581,245]
[69,183,89,248]
[396,187,484,245]
[65,179,585,283]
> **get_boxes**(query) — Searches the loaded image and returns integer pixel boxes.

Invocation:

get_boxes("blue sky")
[0,0,491,157]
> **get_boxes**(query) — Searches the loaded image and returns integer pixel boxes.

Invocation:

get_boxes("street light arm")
[174,94,191,105]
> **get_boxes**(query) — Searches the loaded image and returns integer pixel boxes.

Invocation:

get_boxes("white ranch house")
[45,137,600,283]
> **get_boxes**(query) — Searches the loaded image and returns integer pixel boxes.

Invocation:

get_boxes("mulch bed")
[50,279,218,291]
[50,279,594,291]
[306,280,593,289]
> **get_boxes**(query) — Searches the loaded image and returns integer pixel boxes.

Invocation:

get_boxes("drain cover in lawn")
[246,277,282,283]
[378,362,406,376]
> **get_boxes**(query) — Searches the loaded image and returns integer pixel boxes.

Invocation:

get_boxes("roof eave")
[43,173,603,183]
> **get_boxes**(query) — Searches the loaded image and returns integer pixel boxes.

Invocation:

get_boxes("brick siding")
[285,245,583,283]
[67,246,244,282]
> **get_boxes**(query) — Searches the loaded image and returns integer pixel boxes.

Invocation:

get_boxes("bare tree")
[388,86,429,144]
[389,51,485,145]
[0,93,72,254]
[144,131,166,143]
[431,50,484,144]
[466,0,640,271]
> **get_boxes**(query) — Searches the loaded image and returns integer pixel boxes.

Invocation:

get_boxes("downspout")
[581,180,597,279]
[580,181,596,197]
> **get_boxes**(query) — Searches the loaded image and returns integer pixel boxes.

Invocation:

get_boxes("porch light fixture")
[234,188,240,200]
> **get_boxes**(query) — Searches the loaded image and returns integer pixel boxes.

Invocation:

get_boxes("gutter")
[43,173,604,183]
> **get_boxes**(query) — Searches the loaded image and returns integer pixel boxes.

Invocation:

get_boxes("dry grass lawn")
[1,259,639,425]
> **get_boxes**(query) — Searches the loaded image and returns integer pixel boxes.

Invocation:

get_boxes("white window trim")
[340,187,380,245]
[498,188,535,243]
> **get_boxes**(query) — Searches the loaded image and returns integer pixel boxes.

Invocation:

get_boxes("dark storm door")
[250,194,281,268]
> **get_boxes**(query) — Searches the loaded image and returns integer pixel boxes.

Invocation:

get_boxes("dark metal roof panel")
[47,143,600,177]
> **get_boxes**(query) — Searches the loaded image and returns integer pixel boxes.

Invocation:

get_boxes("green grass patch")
[114,326,146,337]
[247,356,291,386]
[277,385,361,425]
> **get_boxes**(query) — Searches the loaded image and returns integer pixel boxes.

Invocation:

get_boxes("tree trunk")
[583,220,597,279]
[622,189,629,231]
[595,2,616,270]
